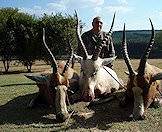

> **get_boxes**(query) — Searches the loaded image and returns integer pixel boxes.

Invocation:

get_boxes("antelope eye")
[83,71,86,76]
[91,71,97,77]
[93,72,96,76]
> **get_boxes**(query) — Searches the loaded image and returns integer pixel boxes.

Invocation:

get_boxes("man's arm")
[101,33,115,58]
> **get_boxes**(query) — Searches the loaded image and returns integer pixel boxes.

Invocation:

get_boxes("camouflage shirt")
[77,29,115,58]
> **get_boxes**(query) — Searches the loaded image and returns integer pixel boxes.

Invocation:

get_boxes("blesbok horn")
[43,28,58,73]
[108,12,116,36]
[62,39,74,75]
[74,10,88,60]
[92,44,103,61]
[71,54,75,69]
[122,23,136,76]
[137,19,155,76]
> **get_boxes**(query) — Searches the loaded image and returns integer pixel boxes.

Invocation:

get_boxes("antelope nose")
[137,114,145,120]
[82,95,93,102]
[129,114,145,120]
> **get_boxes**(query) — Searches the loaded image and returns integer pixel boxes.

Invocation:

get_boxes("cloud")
[18,0,106,17]
[105,5,132,14]
[159,11,162,17]
[117,0,128,5]
[20,0,133,18]
[19,6,42,16]
[19,1,67,16]
[65,0,104,8]
[47,2,66,12]
[93,7,102,15]
[87,0,104,6]
[19,6,49,16]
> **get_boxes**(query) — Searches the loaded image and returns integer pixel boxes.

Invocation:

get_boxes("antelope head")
[75,11,118,102]
[25,28,75,122]
[42,28,74,88]
[121,20,162,120]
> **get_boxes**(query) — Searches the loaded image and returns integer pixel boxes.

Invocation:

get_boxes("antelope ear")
[124,71,138,75]
[102,56,117,66]
[124,71,129,75]
[152,73,162,81]
[73,53,83,62]
[25,74,48,83]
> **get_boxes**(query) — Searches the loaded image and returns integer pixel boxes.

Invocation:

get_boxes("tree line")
[113,30,162,59]
[0,7,78,72]
[0,7,162,73]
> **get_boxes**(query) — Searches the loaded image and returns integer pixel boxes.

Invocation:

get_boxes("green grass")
[0,59,162,131]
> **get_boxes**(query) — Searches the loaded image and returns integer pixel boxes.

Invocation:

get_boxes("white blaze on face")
[55,85,69,120]
[132,86,144,119]
[80,58,101,101]
[80,57,120,101]
[87,78,96,100]
[81,58,101,76]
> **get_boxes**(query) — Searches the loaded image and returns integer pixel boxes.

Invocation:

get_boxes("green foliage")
[155,30,162,49]
[113,30,162,58]
[40,13,77,57]
[0,7,77,72]
[0,8,17,72]
[14,15,38,72]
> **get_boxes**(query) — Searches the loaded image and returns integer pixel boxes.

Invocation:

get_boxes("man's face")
[92,20,103,32]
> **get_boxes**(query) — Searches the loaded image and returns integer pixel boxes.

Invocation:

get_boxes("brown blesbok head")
[121,19,162,120]
[25,28,78,122]
[75,11,122,102]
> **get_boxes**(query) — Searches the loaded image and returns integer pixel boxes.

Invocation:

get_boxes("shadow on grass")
[0,91,133,131]
[0,71,32,75]
[0,82,36,87]
[0,93,58,125]
[0,69,46,75]
[66,92,133,131]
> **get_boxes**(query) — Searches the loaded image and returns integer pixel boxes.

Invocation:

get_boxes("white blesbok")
[25,28,79,122]
[120,19,162,120]
[75,12,123,102]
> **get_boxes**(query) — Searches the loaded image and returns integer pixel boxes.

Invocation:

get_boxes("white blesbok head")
[121,19,162,120]
[75,11,122,102]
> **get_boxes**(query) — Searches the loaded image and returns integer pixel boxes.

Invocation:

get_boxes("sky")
[0,0,162,31]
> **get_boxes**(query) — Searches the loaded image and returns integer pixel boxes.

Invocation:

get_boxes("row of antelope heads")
[121,19,162,120]
[34,11,162,121]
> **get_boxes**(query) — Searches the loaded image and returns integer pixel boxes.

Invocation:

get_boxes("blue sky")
[0,0,162,31]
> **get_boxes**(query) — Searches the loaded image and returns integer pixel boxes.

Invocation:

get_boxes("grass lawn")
[0,59,162,131]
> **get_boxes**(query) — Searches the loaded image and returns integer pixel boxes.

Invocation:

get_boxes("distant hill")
[113,30,161,45]
[112,30,162,58]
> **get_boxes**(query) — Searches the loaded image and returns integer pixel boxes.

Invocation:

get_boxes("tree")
[0,11,16,72]
[154,30,162,58]
[38,13,77,63]
[0,8,85,73]
[14,15,38,72]
[155,30,162,48]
